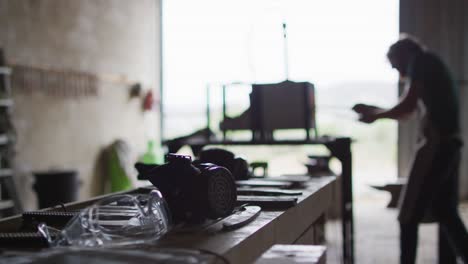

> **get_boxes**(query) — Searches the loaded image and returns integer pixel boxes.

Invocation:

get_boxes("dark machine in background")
[197,148,250,181]
[218,80,317,141]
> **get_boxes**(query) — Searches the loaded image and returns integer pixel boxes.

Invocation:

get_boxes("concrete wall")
[399,0,468,198]
[0,0,161,210]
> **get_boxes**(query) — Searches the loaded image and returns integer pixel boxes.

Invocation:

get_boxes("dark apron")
[398,118,462,224]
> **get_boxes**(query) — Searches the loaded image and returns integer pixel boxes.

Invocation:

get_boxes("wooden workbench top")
[155,176,335,263]
[0,176,336,263]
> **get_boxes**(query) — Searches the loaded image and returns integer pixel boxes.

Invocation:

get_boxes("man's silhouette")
[353,35,468,264]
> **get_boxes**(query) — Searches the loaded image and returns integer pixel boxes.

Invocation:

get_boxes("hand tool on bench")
[237,188,302,196]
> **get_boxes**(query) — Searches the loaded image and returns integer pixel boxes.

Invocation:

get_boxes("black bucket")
[32,170,79,209]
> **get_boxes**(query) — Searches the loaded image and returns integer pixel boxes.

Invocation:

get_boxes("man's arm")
[353,80,421,123]
[375,80,421,119]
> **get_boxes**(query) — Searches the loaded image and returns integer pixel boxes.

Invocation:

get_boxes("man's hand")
[352,104,380,114]
[352,104,381,124]
[358,113,378,124]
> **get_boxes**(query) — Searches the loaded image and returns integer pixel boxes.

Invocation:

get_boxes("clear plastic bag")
[38,190,171,247]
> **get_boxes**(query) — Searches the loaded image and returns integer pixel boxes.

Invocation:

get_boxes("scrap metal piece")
[221,205,261,231]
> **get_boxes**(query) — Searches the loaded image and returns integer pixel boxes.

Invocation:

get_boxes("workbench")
[154,176,335,263]
[0,176,336,264]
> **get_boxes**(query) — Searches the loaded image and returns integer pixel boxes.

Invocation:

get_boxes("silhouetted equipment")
[0,48,22,217]
[219,80,317,141]
[371,178,407,208]
[305,155,333,176]
[250,161,268,177]
[197,148,250,181]
[135,154,237,223]
[165,127,215,154]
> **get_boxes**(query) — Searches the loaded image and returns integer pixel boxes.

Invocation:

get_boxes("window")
[162,0,399,195]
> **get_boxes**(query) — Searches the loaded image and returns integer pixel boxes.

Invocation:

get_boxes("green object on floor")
[108,140,133,192]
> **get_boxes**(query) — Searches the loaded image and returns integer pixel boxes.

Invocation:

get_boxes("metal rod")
[206,84,211,133]
[282,23,289,80]
[222,84,227,140]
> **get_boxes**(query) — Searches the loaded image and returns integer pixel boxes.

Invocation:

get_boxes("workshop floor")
[326,191,468,264]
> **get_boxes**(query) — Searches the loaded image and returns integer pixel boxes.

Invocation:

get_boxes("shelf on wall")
[0,67,12,75]
[0,135,8,145]
[0,99,13,108]
[0,169,12,178]
[0,200,14,211]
